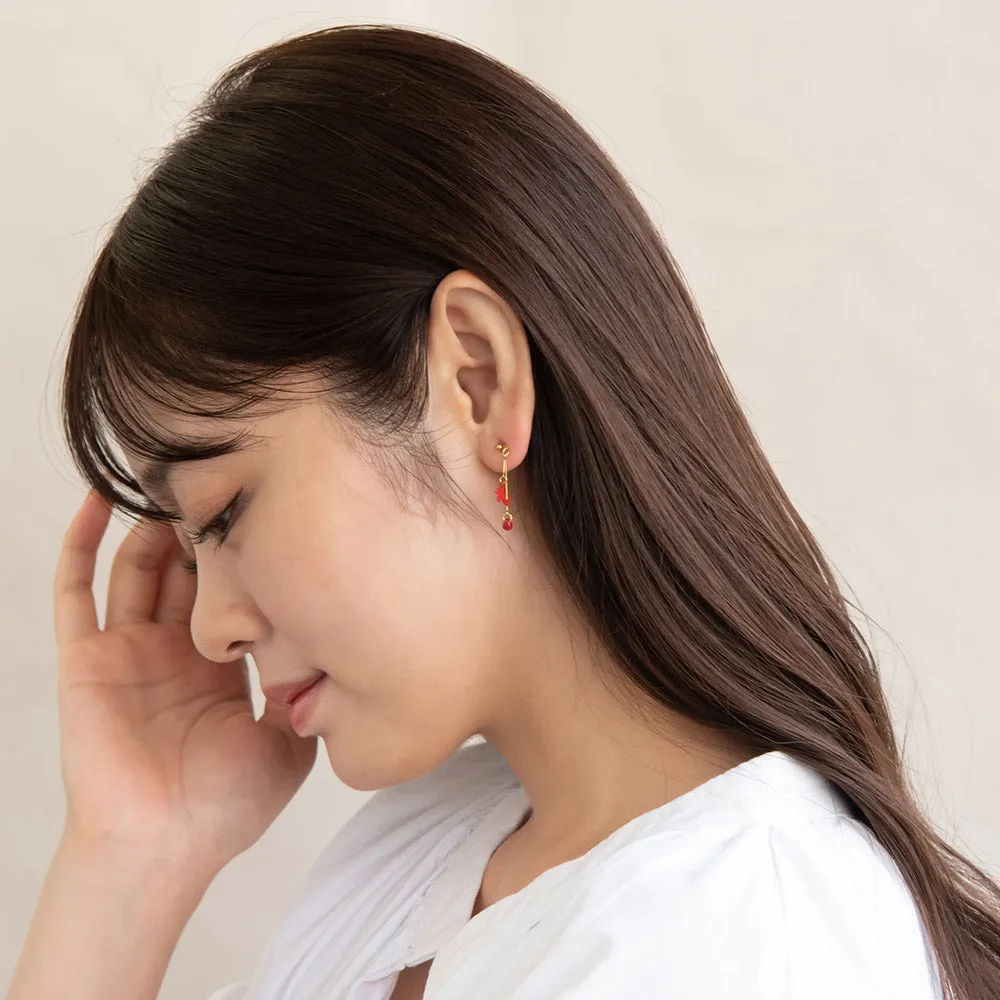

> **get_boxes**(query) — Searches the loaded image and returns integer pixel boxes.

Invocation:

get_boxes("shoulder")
[511,812,943,999]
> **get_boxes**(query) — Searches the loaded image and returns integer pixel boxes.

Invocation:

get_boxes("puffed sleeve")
[760,816,943,998]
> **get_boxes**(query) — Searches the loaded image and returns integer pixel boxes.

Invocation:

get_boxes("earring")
[494,442,514,531]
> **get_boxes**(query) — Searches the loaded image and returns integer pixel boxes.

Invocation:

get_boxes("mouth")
[262,670,327,708]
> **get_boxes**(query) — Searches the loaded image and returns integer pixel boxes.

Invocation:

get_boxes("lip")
[287,675,327,735]
[262,670,327,708]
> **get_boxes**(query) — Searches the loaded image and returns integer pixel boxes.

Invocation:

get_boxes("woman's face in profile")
[124,391,529,792]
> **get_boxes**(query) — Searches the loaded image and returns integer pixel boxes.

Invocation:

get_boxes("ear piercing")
[495,442,514,531]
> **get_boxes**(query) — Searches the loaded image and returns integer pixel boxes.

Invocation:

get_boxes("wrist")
[57,826,220,900]
[6,829,216,1000]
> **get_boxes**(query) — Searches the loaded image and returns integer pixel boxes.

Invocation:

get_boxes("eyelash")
[178,489,244,575]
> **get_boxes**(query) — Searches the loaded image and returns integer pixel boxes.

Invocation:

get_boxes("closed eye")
[179,489,245,574]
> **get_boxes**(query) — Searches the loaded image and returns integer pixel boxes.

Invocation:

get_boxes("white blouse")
[205,739,944,999]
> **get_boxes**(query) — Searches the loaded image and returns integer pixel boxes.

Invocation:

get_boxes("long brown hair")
[59,23,996,998]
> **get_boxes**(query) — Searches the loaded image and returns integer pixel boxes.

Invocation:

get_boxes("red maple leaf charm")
[495,483,508,504]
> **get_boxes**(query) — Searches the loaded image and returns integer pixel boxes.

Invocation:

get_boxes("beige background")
[1,2,997,998]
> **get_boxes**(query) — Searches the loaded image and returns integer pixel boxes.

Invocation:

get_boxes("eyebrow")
[135,431,267,512]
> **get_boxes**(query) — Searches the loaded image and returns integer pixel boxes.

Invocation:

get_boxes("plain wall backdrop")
[1,2,997,998]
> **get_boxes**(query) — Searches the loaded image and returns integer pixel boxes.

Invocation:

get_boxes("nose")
[187,560,265,663]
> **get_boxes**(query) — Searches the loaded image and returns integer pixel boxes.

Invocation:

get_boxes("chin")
[320,732,467,792]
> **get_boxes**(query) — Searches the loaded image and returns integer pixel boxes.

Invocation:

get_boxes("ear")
[425,269,534,475]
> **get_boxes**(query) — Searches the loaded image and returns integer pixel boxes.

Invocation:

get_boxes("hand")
[51,489,318,879]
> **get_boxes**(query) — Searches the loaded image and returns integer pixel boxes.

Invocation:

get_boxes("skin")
[124,269,759,899]
[10,268,762,1000]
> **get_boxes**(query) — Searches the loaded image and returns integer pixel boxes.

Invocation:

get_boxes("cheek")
[258,502,507,789]
[274,512,496,700]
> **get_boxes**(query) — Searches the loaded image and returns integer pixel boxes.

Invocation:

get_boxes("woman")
[9,22,997,1000]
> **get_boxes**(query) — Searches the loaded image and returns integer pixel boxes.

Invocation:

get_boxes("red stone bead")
[503,519,513,530]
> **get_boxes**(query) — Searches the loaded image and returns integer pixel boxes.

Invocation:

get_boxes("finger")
[104,513,179,630]
[155,537,198,626]
[53,489,112,645]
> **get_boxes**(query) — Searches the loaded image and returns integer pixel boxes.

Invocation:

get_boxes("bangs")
[61,243,296,523]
